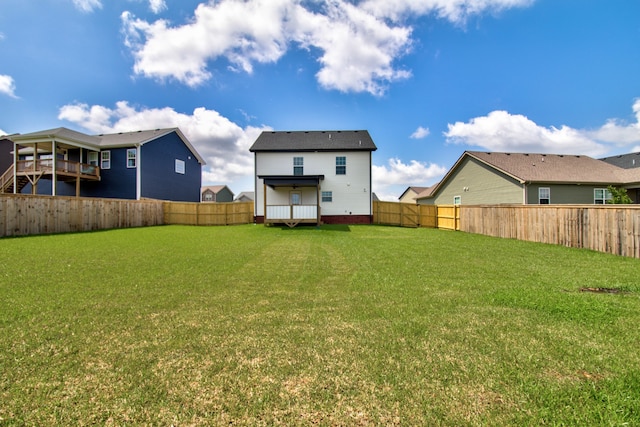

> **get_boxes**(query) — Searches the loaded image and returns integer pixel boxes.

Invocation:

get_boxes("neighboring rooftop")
[600,152,640,169]
[467,151,627,184]
[249,130,377,152]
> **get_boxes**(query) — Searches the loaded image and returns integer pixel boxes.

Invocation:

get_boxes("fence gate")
[401,203,420,227]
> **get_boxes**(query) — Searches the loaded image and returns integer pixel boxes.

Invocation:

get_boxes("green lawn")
[1,224,639,426]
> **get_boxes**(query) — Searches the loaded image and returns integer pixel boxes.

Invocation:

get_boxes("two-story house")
[249,130,377,226]
[1,127,204,202]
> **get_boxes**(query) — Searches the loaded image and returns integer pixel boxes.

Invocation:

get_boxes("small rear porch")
[259,175,324,227]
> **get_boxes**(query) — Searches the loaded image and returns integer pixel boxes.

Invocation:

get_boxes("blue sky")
[1,0,639,200]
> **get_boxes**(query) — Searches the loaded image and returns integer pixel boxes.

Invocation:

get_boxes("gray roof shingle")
[249,130,377,152]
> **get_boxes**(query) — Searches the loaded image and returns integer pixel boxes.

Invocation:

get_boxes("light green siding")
[425,157,523,205]
[526,184,610,204]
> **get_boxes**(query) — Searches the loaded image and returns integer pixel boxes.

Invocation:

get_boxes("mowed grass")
[1,224,639,426]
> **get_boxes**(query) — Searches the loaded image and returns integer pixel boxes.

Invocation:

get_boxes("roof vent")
[329,133,331,139]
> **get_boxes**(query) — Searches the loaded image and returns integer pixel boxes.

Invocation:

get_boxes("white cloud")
[0,74,17,98]
[361,0,535,24]
[149,0,167,14]
[444,99,640,157]
[445,110,607,156]
[121,0,532,95]
[72,0,102,13]
[587,98,640,145]
[372,157,447,200]
[410,126,430,139]
[58,101,271,185]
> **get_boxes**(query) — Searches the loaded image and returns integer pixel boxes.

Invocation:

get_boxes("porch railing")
[266,204,318,220]
[16,159,100,179]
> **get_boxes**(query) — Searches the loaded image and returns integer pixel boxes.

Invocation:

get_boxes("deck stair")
[0,165,29,194]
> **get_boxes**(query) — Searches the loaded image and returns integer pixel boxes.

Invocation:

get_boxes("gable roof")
[249,130,377,152]
[417,151,631,201]
[466,151,626,184]
[235,191,254,201]
[9,127,205,165]
[202,185,233,195]
[399,186,429,200]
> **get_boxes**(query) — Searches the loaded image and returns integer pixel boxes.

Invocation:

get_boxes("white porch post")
[51,140,57,196]
[12,141,17,194]
[136,144,141,200]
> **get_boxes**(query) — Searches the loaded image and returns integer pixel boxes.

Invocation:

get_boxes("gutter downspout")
[523,182,528,205]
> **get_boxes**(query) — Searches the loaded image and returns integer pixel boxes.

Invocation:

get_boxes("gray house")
[201,185,234,202]
[417,151,640,205]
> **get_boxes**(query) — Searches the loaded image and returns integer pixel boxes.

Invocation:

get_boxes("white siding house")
[249,130,377,226]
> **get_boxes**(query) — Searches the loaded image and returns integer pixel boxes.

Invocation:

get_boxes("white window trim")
[453,195,461,205]
[175,159,185,174]
[127,148,137,168]
[594,188,612,204]
[539,187,550,204]
[100,150,111,169]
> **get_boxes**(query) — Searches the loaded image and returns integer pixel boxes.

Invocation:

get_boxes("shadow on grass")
[275,224,351,232]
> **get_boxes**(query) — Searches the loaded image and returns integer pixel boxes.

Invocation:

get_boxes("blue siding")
[140,133,202,202]
[17,131,201,201]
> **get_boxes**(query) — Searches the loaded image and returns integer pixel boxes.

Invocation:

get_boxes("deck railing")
[16,159,100,179]
[266,204,317,220]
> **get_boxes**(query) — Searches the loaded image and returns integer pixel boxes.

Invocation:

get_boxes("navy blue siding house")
[1,127,205,202]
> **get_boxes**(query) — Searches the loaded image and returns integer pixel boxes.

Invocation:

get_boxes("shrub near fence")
[460,204,640,259]
[0,194,164,237]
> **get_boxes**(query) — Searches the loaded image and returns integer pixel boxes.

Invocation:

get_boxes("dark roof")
[600,152,640,169]
[249,130,376,152]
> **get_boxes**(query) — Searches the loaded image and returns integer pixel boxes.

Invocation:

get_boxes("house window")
[290,191,301,205]
[203,192,213,202]
[336,156,346,175]
[453,195,461,205]
[539,187,550,204]
[594,188,612,204]
[100,151,111,169]
[126,148,137,168]
[293,157,304,175]
[322,191,333,202]
[175,159,185,174]
[88,152,98,166]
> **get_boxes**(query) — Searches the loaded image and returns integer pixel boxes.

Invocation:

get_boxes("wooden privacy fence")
[164,201,254,226]
[460,205,640,259]
[372,201,459,230]
[0,194,163,237]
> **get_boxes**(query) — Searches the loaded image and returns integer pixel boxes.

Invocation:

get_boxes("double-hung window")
[175,159,185,174]
[100,151,111,169]
[594,188,612,204]
[88,152,98,166]
[322,191,333,202]
[293,157,303,175]
[127,148,137,168]
[336,156,346,175]
[539,187,550,204]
